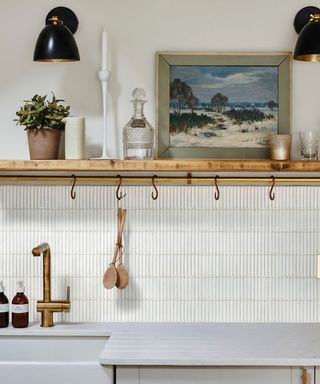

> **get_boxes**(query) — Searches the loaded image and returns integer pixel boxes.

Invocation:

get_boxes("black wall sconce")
[34,7,80,62]
[294,6,320,62]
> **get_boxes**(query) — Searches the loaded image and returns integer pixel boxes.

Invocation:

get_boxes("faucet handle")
[62,286,71,313]
[66,286,71,302]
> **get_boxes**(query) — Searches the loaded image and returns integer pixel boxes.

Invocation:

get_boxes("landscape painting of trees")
[169,65,279,148]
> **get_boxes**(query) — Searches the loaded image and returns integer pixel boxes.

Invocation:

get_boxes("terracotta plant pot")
[27,129,62,160]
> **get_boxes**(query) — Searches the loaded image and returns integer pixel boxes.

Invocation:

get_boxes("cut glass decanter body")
[123,88,154,160]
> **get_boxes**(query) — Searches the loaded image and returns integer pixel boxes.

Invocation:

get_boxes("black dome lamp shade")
[34,7,80,62]
[294,6,320,62]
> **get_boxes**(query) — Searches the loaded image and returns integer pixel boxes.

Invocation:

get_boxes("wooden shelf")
[0,159,320,173]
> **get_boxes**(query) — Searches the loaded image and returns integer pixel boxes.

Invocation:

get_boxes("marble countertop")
[99,323,320,366]
[3,322,320,366]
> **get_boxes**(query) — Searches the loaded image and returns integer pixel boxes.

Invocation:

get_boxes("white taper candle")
[102,28,108,71]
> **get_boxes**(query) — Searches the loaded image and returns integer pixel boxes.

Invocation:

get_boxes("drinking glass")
[299,132,319,160]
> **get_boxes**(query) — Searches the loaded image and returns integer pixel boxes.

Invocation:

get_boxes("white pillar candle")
[65,117,86,160]
[102,28,108,71]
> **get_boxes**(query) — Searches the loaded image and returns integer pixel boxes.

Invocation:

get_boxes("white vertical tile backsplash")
[0,185,319,322]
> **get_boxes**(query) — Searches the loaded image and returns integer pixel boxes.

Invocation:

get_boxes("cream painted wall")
[0,0,319,159]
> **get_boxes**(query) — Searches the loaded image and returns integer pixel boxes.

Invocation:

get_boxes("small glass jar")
[123,88,154,160]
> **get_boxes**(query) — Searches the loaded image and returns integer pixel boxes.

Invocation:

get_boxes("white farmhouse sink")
[0,322,113,384]
[0,335,107,362]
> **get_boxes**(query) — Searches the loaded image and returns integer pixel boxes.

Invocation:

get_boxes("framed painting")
[157,52,291,159]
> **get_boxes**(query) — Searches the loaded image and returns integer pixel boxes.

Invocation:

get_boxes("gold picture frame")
[157,52,292,159]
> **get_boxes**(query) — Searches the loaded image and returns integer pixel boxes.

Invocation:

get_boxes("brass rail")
[2,174,320,201]
[1,175,320,184]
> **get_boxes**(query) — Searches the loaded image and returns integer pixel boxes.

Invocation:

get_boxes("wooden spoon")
[103,208,122,289]
[103,238,119,289]
[116,263,129,289]
[103,208,127,289]
[116,209,129,289]
[103,262,118,289]
[116,240,129,288]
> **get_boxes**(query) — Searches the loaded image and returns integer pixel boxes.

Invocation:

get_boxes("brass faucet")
[32,243,70,327]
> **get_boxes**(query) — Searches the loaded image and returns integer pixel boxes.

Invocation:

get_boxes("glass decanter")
[123,88,154,160]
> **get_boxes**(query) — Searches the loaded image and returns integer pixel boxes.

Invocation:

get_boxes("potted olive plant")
[15,94,70,160]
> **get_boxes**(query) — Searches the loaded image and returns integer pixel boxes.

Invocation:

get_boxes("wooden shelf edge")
[0,159,320,173]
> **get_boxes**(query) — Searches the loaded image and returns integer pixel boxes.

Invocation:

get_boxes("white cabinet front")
[140,367,291,384]
[314,367,320,384]
[117,367,294,384]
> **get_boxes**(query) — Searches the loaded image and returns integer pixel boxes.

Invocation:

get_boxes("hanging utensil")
[116,208,128,289]
[103,208,127,289]
[103,247,118,289]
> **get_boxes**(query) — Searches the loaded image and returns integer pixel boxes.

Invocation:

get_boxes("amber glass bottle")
[0,281,9,328]
[12,281,29,328]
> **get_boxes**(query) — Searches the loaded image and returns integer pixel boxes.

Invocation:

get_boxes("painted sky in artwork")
[170,66,279,103]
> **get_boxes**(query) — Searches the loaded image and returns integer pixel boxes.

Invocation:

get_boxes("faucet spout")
[32,242,51,256]
[33,243,51,303]
[32,243,70,327]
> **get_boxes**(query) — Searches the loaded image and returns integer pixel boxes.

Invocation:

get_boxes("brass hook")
[269,176,276,201]
[70,175,77,200]
[214,175,220,201]
[116,175,126,201]
[151,176,159,200]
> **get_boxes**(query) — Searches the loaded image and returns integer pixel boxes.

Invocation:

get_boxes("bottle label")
[0,304,9,313]
[131,119,146,128]
[11,304,29,313]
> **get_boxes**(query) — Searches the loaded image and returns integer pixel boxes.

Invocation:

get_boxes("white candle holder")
[91,69,111,159]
